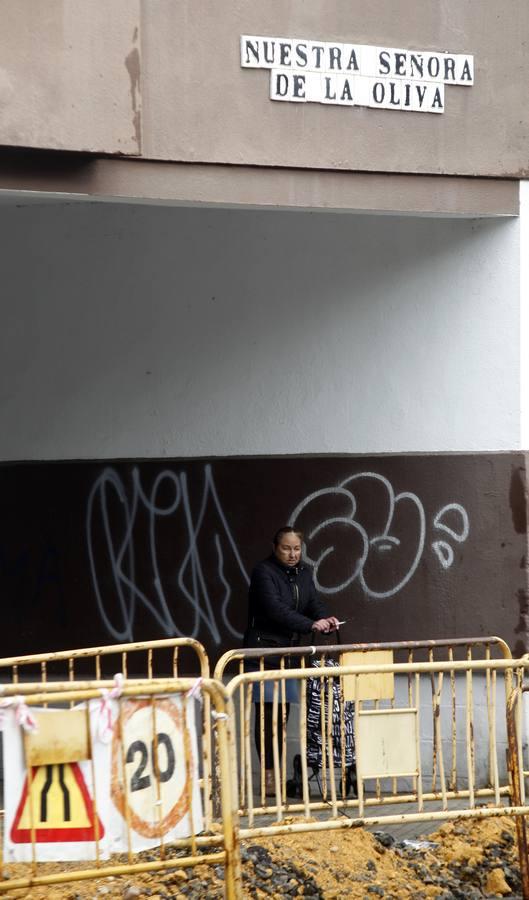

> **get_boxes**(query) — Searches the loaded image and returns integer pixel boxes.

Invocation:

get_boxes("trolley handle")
[310,626,343,646]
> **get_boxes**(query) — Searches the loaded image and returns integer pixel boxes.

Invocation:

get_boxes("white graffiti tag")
[86,465,248,644]
[431,503,470,570]
[290,474,469,599]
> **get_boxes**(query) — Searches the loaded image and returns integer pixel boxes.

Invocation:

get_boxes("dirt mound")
[256,816,520,898]
[1,815,522,898]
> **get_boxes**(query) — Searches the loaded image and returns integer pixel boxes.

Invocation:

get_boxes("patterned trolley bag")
[287,657,356,798]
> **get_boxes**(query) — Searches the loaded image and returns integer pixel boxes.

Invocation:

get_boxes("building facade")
[0,0,527,662]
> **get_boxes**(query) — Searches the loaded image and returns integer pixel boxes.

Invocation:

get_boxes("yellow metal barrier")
[0,678,241,899]
[0,638,213,828]
[215,636,512,811]
[3,641,527,898]
[0,636,209,682]
[225,654,528,842]
[216,637,512,682]
[506,683,529,900]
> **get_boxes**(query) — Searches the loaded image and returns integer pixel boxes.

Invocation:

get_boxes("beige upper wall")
[0,0,140,154]
[1,0,528,177]
[141,0,529,177]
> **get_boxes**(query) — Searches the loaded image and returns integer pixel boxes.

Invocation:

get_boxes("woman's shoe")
[345,765,358,797]
[265,769,275,796]
[286,754,303,797]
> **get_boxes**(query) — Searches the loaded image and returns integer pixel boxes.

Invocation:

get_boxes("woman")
[244,526,339,795]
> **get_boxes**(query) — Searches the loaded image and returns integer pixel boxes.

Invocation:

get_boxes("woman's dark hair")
[273,526,304,546]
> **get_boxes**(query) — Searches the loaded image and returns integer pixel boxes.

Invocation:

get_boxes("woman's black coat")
[244,554,329,647]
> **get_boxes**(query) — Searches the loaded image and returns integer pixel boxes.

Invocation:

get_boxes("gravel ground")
[0,814,524,898]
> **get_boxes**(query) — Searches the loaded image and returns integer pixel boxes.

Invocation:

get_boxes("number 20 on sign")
[111,698,201,844]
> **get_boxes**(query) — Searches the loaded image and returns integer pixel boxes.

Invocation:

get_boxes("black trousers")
[254,703,290,769]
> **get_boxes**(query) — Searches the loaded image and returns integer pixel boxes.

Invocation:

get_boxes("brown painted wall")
[0,453,526,667]
[0,1,528,177]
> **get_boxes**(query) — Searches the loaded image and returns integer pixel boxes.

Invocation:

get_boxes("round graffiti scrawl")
[290,474,469,600]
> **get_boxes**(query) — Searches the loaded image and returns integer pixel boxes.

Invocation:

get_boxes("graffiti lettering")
[86,465,248,644]
[291,473,469,599]
[87,466,470,642]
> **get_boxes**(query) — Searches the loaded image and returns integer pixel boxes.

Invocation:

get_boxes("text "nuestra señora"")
[240,36,474,114]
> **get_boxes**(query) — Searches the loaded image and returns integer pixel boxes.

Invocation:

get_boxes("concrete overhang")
[0,151,519,218]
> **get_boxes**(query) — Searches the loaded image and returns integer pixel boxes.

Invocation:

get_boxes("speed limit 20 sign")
[110,697,203,850]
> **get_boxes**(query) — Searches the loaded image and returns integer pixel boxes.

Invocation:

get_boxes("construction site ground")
[0,801,524,900]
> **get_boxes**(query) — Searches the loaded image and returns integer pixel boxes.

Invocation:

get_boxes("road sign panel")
[111,696,202,848]
[10,762,105,843]
[3,702,112,862]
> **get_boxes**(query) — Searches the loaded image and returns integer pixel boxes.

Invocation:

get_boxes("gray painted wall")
[0,203,520,460]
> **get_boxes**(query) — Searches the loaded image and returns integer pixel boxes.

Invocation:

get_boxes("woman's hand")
[313,617,341,633]
[313,618,331,633]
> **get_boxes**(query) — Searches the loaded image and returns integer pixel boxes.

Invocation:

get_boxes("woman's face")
[274,532,302,566]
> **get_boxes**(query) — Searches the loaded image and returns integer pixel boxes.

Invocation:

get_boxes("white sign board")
[356,709,418,779]
[3,702,112,863]
[3,695,203,862]
[109,696,203,853]
[241,36,474,114]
